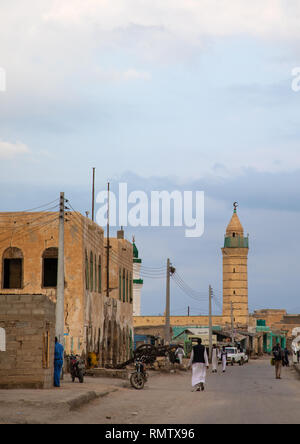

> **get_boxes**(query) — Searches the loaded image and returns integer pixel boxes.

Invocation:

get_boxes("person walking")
[54,337,64,388]
[273,343,283,380]
[221,346,227,373]
[188,338,209,392]
[175,345,185,365]
[212,344,218,373]
[283,347,290,367]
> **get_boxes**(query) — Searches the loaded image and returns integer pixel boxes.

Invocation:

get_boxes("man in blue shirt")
[54,337,64,387]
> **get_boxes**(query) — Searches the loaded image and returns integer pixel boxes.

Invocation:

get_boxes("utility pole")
[56,192,65,345]
[231,302,235,345]
[188,306,190,317]
[165,258,171,345]
[92,167,96,222]
[106,182,110,298]
[164,259,176,345]
[209,285,213,362]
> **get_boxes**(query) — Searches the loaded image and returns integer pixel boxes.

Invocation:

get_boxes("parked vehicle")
[130,356,148,390]
[69,354,85,383]
[225,347,247,366]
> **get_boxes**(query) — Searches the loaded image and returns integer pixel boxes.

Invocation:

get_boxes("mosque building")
[134,204,249,330]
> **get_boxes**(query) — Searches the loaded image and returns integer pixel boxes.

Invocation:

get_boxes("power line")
[0,213,59,247]
[0,199,60,216]
[65,199,168,277]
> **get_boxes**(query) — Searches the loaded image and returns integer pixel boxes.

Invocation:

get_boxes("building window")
[130,273,133,304]
[119,268,122,300]
[233,268,236,273]
[98,256,102,293]
[123,269,126,302]
[2,247,23,289]
[85,251,89,290]
[232,232,236,237]
[233,290,236,295]
[42,247,58,288]
[126,271,129,302]
[90,252,94,292]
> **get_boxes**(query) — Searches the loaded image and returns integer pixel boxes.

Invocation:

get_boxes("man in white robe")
[221,347,227,373]
[175,345,185,365]
[212,344,218,373]
[188,338,209,391]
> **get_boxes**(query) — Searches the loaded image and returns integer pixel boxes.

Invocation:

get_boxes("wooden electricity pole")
[231,302,235,345]
[56,192,65,345]
[165,258,171,344]
[209,285,213,362]
[92,167,96,222]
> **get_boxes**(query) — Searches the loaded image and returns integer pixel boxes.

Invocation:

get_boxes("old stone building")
[0,211,134,368]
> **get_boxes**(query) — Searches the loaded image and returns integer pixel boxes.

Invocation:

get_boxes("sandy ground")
[53,359,300,424]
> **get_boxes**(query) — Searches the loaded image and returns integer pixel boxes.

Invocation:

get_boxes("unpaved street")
[53,359,300,424]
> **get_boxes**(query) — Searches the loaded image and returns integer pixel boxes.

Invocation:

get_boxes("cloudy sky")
[0,1,300,315]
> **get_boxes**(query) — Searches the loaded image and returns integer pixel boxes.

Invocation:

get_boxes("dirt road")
[52,359,300,424]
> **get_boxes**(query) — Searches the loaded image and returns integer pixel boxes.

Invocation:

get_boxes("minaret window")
[232,232,236,237]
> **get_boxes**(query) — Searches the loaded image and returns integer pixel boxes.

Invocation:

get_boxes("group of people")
[175,340,229,392]
[272,343,290,380]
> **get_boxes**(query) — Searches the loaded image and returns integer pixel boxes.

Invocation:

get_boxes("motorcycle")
[69,354,85,383]
[130,356,148,390]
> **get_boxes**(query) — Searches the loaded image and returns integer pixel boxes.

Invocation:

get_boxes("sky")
[0,0,300,315]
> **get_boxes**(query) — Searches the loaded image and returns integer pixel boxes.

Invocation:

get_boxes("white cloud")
[42,0,300,41]
[0,140,30,159]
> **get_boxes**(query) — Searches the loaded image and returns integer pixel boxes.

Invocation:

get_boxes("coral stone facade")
[0,211,134,367]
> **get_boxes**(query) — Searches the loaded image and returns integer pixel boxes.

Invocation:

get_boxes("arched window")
[119,268,122,300]
[98,256,102,293]
[123,269,126,302]
[232,232,236,237]
[42,247,58,288]
[130,273,133,304]
[2,247,23,289]
[85,251,89,290]
[90,252,94,292]
[0,327,6,352]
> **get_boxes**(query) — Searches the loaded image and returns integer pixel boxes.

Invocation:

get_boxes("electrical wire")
[0,199,59,217]
[64,199,168,277]
[0,213,59,247]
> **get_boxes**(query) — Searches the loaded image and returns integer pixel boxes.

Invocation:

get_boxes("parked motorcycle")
[130,356,148,390]
[69,354,85,383]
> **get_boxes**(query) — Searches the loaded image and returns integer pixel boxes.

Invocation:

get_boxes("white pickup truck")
[225,347,248,366]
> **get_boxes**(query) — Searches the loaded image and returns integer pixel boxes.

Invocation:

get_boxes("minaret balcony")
[224,236,249,248]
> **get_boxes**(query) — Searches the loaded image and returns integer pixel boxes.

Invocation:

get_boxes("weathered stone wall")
[0,294,55,389]
[133,316,224,328]
[98,237,134,366]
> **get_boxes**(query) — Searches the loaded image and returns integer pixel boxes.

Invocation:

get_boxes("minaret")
[132,237,143,316]
[222,203,249,326]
